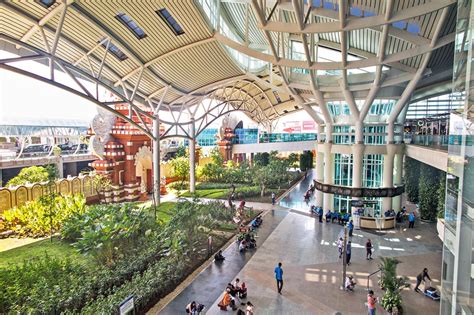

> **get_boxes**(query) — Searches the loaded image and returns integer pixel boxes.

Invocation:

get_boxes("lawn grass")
[0,201,178,269]
[0,238,89,269]
[180,189,229,199]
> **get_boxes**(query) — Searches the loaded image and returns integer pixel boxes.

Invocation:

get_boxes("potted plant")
[378,257,410,314]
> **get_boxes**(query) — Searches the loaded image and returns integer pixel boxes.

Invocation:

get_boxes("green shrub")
[168,181,189,190]
[1,201,234,314]
[419,164,441,221]
[81,255,188,314]
[62,203,154,264]
[437,172,446,217]
[299,150,314,171]
[253,152,270,166]
[404,157,420,203]
[6,165,56,187]
[0,255,90,314]
[2,194,86,237]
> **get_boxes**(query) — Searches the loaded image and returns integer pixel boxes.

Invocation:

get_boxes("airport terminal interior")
[0,0,472,314]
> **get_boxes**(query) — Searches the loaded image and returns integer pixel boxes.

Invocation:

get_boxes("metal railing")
[367,269,382,292]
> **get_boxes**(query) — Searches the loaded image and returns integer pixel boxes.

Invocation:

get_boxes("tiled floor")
[204,213,442,315]
[157,208,289,315]
[154,172,442,314]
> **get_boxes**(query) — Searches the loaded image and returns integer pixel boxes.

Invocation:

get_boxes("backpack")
[237,309,245,315]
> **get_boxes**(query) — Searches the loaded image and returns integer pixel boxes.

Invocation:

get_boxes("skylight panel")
[323,2,334,10]
[38,0,55,8]
[156,8,185,36]
[350,7,362,17]
[99,38,128,61]
[392,21,407,29]
[407,23,420,34]
[116,13,147,39]
[364,10,376,17]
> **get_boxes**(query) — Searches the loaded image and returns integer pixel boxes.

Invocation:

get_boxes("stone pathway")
[153,208,288,314]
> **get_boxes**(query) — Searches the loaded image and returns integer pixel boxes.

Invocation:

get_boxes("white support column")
[323,142,334,211]
[315,144,324,208]
[352,143,365,196]
[392,152,403,211]
[189,119,196,193]
[152,118,160,206]
[56,156,64,179]
[382,144,397,211]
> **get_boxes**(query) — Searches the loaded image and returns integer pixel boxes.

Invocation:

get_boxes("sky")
[0,51,97,127]
[0,50,313,132]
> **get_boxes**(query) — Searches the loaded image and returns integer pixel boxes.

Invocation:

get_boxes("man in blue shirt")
[408,212,415,228]
[348,220,354,237]
[274,262,283,294]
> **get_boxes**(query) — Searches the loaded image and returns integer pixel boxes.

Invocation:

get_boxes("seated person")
[233,278,242,294]
[227,282,237,296]
[338,212,344,224]
[239,240,247,252]
[218,289,236,311]
[248,235,257,249]
[345,276,356,291]
[384,210,391,217]
[255,215,263,226]
[239,282,248,298]
[325,210,332,222]
[239,223,248,233]
[251,218,258,228]
[214,250,225,262]
[186,301,197,314]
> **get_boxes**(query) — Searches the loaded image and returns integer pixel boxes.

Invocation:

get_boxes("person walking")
[408,212,415,228]
[337,237,343,259]
[414,268,432,292]
[367,290,377,315]
[366,238,373,260]
[271,192,276,205]
[346,241,352,265]
[274,262,283,294]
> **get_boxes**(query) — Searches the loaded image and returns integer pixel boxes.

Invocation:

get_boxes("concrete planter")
[437,218,445,242]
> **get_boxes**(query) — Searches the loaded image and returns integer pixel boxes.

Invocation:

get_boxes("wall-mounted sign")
[314,181,404,198]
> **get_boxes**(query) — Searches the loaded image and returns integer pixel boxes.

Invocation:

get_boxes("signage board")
[119,295,134,315]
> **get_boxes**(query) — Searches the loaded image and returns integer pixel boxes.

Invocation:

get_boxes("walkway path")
[204,213,442,314]
[279,169,316,212]
[151,172,442,314]
[156,207,288,314]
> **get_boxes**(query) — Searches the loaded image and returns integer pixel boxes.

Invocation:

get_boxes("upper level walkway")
[0,153,96,170]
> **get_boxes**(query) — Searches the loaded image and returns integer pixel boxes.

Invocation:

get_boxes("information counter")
[360,216,395,230]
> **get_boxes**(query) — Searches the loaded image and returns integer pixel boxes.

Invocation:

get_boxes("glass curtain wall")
[363,154,384,212]
[334,153,353,211]
[440,0,474,313]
